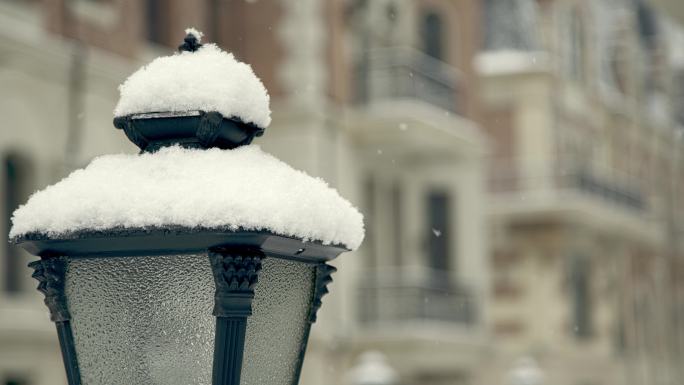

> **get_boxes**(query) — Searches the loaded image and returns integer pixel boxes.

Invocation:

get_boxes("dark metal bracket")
[291,263,337,385]
[309,263,337,323]
[29,256,82,385]
[29,256,70,322]
[209,247,264,385]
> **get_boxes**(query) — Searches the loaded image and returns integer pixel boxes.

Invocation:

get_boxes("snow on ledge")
[10,146,364,250]
[114,42,271,128]
[476,50,549,76]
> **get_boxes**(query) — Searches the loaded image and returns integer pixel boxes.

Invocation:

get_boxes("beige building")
[478,1,684,385]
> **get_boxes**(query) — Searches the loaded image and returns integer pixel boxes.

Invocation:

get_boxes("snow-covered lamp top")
[10,146,365,250]
[10,29,365,250]
[114,28,271,129]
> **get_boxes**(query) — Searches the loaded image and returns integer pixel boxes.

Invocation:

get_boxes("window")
[4,377,29,385]
[363,176,376,269]
[385,1,397,23]
[675,70,684,126]
[207,0,221,44]
[608,39,628,94]
[3,154,31,294]
[391,181,402,266]
[636,1,662,100]
[422,11,444,61]
[426,191,451,275]
[636,1,658,50]
[614,312,626,354]
[570,256,592,338]
[145,0,168,46]
[568,8,586,82]
[483,0,538,51]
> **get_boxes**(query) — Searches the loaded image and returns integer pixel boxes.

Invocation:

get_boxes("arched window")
[422,11,444,61]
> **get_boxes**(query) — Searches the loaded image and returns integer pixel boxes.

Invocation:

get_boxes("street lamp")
[9,29,363,385]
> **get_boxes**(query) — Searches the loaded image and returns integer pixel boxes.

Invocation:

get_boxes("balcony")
[355,47,461,113]
[358,267,477,327]
[488,155,660,244]
[490,156,646,212]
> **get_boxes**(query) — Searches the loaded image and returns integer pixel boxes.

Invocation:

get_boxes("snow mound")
[10,146,364,250]
[113,43,271,128]
[348,351,399,385]
[476,50,548,76]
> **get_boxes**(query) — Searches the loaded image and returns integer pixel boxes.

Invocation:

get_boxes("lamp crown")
[178,28,203,52]
[112,28,269,152]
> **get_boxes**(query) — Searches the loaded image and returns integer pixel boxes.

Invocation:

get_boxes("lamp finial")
[178,28,204,52]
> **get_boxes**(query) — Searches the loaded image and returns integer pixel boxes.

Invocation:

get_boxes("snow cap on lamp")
[113,28,271,151]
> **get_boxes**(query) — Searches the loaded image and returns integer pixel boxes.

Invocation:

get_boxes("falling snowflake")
[432,228,442,237]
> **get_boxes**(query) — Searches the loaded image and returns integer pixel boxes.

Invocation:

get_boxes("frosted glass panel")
[66,254,215,385]
[241,258,316,385]
[65,255,315,385]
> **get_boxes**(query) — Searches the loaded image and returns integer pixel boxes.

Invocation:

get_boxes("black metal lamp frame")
[17,228,344,385]
[113,111,265,153]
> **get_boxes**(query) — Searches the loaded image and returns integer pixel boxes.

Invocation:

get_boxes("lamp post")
[10,30,363,385]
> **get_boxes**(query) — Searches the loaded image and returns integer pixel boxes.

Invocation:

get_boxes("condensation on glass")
[65,254,315,385]
[241,258,315,385]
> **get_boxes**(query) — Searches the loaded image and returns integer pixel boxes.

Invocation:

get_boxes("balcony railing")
[575,170,645,211]
[489,155,646,212]
[355,47,461,113]
[358,267,477,326]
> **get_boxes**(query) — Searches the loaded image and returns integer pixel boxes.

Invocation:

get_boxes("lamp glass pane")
[66,254,215,385]
[65,253,316,385]
[240,258,316,385]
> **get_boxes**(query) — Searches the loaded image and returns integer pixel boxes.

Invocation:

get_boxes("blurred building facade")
[479,1,684,385]
[0,1,682,385]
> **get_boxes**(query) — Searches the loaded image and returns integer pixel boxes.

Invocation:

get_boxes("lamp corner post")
[291,262,338,383]
[209,247,264,385]
[28,256,82,385]
[310,263,337,324]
